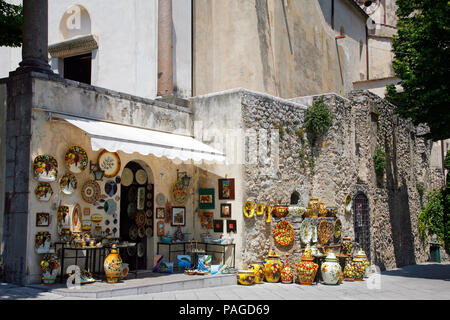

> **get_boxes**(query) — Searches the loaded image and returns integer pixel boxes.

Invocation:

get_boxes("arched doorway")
[120,161,154,271]
[353,192,371,260]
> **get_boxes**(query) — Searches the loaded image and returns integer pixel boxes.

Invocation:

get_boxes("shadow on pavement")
[381,263,450,281]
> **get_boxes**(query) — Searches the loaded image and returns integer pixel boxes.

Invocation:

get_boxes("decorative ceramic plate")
[300,219,313,245]
[103,199,117,215]
[81,180,101,204]
[64,146,88,174]
[121,168,134,187]
[345,195,352,214]
[135,169,147,185]
[273,220,295,247]
[137,242,145,257]
[243,201,255,218]
[146,228,153,237]
[138,226,146,238]
[59,173,77,195]
[333,219,342,240]
[127,203,137,219]
[318,220,331,245]
[129,225,138,240]
[33,155,58,182]
[135,210,146,227]
[127,246,137,257]
[256,204,265,216]
[34,182,54,202]
[81,220,92,232]
[137,187,146,210]
[97,150,121,178]
[146,209,153,218]
[156,193,165,206]
[171,181,188,205]
[104,180,118,197]
[272,205,289,219]
[91,214,103,223]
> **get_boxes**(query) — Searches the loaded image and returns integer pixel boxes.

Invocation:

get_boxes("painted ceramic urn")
[321,252,342,285]
[341,237,353,256]
[318,201,327,217]
[249,261,265,284]
[295,245,319,285]
[307,198,320,217]
[104,244,123,283]
[355,249,370,278]
[343,256,355,281]
[352,250,367,281]
[281,254,294,284]
[263,248,284,283]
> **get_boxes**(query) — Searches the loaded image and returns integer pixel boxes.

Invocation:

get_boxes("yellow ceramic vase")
[104,244,123,283]
[263,248,284,283]
[249,261,265,284]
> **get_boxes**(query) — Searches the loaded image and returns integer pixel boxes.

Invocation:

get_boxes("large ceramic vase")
[295,246,319,285]
[352,250,367,281]
[249,261,265,284]
[263,248,284,283]
[321,252,342,285]
[355,249,370,278]
[343,256,355,281]
[308,198,320,217]
[281,254,294,284]
[104,244,123,283]
[341,237,353,256]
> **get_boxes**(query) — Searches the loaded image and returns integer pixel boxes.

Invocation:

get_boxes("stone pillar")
[157,0,174,96]
[16,0,53,74]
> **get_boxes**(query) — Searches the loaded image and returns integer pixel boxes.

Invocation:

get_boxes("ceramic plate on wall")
[300,219,313,245]
[135,169,147,185]
[135,210,146,227]
[121,168,133,187]
[64,145,88,174]
[137,243,145,257]
[103,199,117,215]
[59,173,77,195]
[81,180,101,204]
[34,182,54,202]
[104,180,118,197]
[156,193,165,206]
[127,203,137,219]
[129,225,138,240]
[137,187,145,210]
[33,155,58,182]
[97,150,121,178]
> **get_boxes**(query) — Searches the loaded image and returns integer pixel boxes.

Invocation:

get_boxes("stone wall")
[239,89,432,270]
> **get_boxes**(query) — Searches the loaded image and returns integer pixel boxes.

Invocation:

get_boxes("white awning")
[56,114,226,163]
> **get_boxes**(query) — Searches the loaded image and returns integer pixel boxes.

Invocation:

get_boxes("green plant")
[444,150,450,170]
[278,125,285,140]
[418,190,446,244]
[304,97,333,142]
[296,128,305,144]
[417,182,425,198]
[373,145,387,178]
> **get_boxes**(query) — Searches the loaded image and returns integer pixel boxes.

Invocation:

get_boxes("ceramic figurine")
[281,254,294,284]
[263,248,284,283]
[295,245,319,285]
[341,237,353,256]
[237,270,255,285]
[249,261,265,284]
[343,256,355,281]
[320,252,342,285]
[104,244,123,283]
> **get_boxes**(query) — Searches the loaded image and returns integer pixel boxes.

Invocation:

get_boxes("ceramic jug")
[249,261,265,284]
[281,254,294,284]
[263,248,284,283]
[104,244,123,283]
[320,252,342,285]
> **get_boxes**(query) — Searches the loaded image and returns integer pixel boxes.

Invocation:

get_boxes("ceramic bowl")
[237,270,255,285]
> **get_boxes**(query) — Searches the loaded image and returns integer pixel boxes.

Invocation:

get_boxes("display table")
[157,241,236,268]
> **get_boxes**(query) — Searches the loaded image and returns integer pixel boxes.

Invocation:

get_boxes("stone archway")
[353,192,371,260]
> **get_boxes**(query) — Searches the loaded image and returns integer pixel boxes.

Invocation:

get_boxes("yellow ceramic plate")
[256,203,265,216]
[265,205,271,223]
[243,201,255,218]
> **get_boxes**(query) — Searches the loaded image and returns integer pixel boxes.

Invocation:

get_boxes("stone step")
[26,273,236,299]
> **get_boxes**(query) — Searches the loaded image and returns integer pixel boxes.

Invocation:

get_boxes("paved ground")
[1,262,449,300]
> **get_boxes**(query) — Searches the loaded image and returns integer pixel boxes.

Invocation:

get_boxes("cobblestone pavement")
[1,262,449,300]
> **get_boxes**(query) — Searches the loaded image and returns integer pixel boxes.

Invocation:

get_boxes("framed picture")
[220,203,232,218]
[171,207,186,226]
[218,178,235,200]
[36,212,50,227]
[83,208,90,217]
[199,188,215,209]
[213,219,223,233]
[200,212,214,229]
[156,207,165,219]
[157,221,165,236]
[226,220,237,233]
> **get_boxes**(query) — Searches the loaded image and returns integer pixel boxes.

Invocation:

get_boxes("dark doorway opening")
[353,192,371,260]
[63,53,92,84]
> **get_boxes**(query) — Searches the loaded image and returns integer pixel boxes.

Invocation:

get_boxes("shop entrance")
[353,192,371,260]
[120,161,154,271]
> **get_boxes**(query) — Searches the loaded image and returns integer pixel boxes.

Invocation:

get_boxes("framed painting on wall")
[226,220,237,233]
[218,178,235,200]
[220,203,232,218]
[213,219,223,233]
[157,221,165,236]
[156,208,165,219]
[200,212,214,229]
[36,212,50,227]
[171,207,186,226]
[199,188,215,209]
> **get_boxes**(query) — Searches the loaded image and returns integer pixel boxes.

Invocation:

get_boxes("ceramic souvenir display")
[273,220,295,247]
[104,244,123,283]
[265,205,271,223]
[59,173,77,195]
[243,201,255,218]
[333,219,342,240]
[343,256,355,281]
[135,169,147,185]
[35,182,54,202]
[320,252,342,285]
[300,219,313,245]
[307,198,320,217]
[256,203,265,216]
[352,250,367,281]
[248,261,265,284]
[171,180,188,205]
[35,232,51,253]
[358,249,370,278]
[81,180,101,204]
[121,168,134,187]
[237,270,255,285]
[295,245,319,285]
[318,201,327,217]
[97,150,121,178]
[263,248,284,283]
[341,237,353,256]
[40,250,60,285]
[64,145,88,174]
[272,205,289,218]
[327,206,338,217]
[281,254,294,284]
[318,220,331,245]
[104,181,118,197]
[33,155,58,182]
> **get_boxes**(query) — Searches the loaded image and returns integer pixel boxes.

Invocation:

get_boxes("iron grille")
[353,192,371,260]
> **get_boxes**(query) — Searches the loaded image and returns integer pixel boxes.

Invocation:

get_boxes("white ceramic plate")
[121,168,133,187]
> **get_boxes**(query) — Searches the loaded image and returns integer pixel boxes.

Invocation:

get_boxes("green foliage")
[385,0,450,141]
[417,182,425,197]
[296,128,305,144]
[0,0,23,47]
[373,145,387,178]
[444,150,450,170]
[278,125,284,140]
[304,97,333,142]
[418,190,446,244]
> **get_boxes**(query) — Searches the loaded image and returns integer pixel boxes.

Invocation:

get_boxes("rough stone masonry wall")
[240,89,431,270]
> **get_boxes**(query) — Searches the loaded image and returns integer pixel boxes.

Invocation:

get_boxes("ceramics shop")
[236,200,371,286]
[30,109,235,285]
